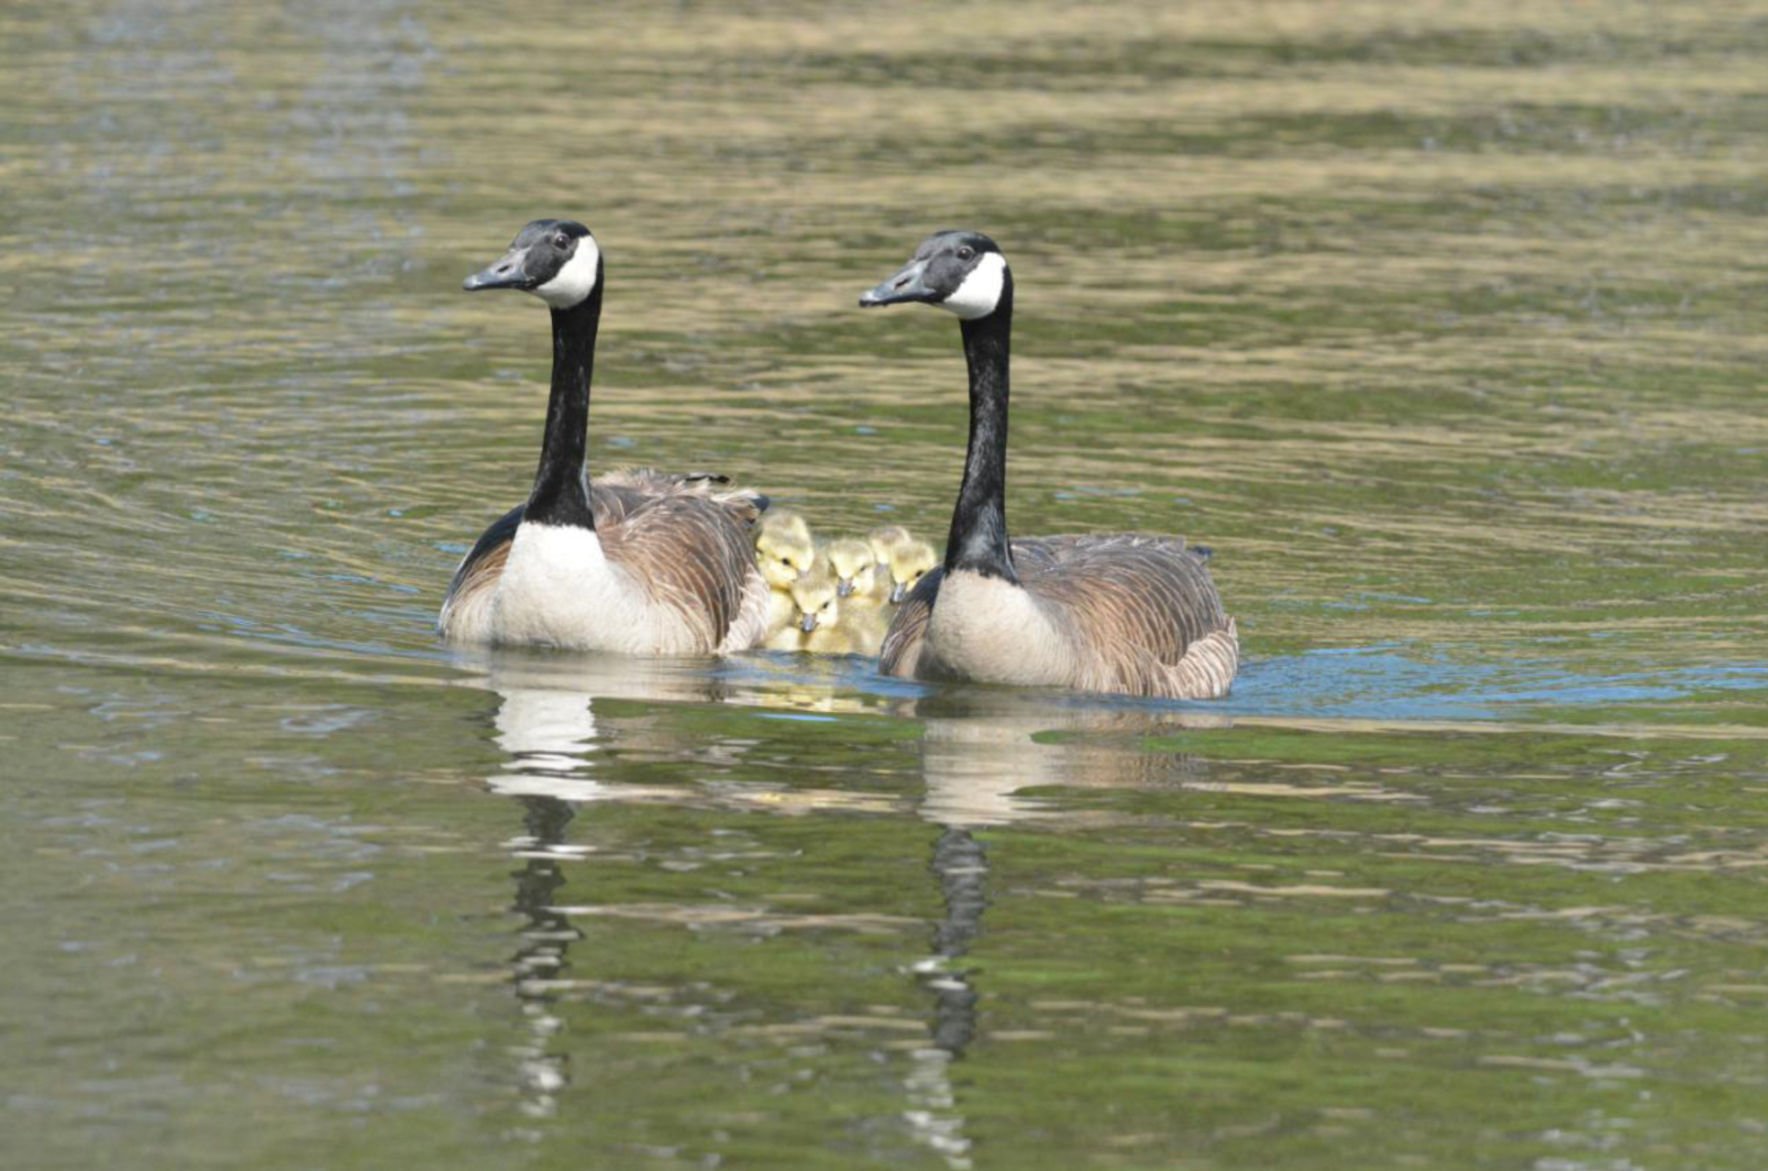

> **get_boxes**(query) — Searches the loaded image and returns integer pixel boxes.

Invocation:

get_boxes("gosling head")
[791,572,840,634]
[759,509,812,546]
[464,219,602,310]
[859,230,1010,321]
[865,524,912,563]
[825,538,878,599]
[887,538,939,604]
[756,526,817,590]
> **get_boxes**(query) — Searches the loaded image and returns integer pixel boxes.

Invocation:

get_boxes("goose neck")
[525,288,602,529]
[945,284,1015,580]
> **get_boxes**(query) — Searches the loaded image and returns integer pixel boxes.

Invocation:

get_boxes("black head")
[859,230,1009,320]
[463,219,601,308]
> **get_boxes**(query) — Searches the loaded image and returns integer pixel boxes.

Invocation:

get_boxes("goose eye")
[956,245,975,260]
[554,233,570,249]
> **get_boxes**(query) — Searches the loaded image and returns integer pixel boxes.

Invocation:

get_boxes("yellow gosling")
[791,565,890,657]
[885,538,939,603]
[760,508,812,546]
[764,625,805,651]
[790,570,842,638]
[755,512,817,591]
[836,542,894,636]
[865,524,913,563]
[755,511,817,648]
[825,538,881,599]
[763,586,801,648]
[805,623,874,656]
[829,598,889,656]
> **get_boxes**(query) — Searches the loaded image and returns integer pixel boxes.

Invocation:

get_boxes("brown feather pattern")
[437,469,769,652]
[437,504,522,641]
[879,533,1238,700]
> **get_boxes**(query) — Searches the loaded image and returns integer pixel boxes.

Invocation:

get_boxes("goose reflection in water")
[506,795,577,1120]
[470,652,736,1126]
[904,689,1231,1169]
[460,649,1227,1155]
[902,820,985,1169]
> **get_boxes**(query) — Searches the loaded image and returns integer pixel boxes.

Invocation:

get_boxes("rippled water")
[5,1,1767,1167]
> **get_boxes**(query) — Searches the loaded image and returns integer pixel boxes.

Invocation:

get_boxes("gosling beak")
[799,613,819,633]
[836,578,855,598]
[889,581,909,604]
[859,257,934,308]
[463,246,537,292]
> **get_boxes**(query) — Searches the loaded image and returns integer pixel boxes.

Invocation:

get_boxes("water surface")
[4,1,1766,1168]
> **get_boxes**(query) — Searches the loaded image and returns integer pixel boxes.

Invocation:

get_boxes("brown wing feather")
[437,504,523,641]
[878,566,944,677]
[439,472,768,652]
[590,468,770,651]
[882,534,1237,698]
[1014,534,1234,698]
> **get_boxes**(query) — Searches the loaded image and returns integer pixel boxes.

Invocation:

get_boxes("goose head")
[859,230,1008,320]
[464,219,603,309]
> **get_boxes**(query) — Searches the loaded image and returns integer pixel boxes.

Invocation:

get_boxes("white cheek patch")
[532,235,602,308]
[938,252,1006,320]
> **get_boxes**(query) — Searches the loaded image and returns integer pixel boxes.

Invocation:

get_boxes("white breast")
[492,522,702,654]
[922,570,1071,686]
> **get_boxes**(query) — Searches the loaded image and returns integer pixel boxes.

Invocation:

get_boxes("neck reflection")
[508,795,579,1119]
[902,691,1232,1167]
[475,652,732,1127]
[902,824,986,1169]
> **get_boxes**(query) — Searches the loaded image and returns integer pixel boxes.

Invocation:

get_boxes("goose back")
[878,533,1238,700]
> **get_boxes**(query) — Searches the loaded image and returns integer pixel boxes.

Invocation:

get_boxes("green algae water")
[3,1,1766,1167]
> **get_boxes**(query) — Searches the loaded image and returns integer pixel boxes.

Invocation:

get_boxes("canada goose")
[438,219,771,655]
[858,230,1238,699]
[883,537,939,604]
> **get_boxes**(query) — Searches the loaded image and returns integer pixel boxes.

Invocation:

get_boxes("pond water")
[4,1,1766,1168]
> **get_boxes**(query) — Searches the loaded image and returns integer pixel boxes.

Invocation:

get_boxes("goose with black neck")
[859,230,1238,699]
[438,219,771,655]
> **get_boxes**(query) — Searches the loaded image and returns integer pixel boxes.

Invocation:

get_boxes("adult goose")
[858,230,1238,699]
[438,219,771,654]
